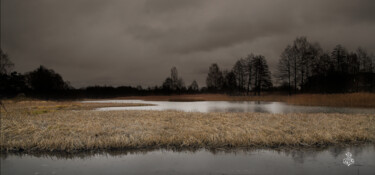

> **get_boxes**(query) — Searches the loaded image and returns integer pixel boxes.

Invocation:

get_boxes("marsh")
[1,100,374,152]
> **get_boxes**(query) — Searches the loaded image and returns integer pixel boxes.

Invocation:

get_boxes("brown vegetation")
[1,100,152,113]
[1,100,374,153]
[284,93,375,108]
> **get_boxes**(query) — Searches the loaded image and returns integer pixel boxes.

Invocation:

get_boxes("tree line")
[1,36,374,99]
[0,49,274,98]
[277,37,375,94]
[205,54,272,95]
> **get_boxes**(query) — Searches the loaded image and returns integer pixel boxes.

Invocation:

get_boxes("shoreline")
[5,92,375,108]
[2,142,373,155]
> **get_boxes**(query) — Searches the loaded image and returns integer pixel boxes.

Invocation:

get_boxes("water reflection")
[83,100,375,114]
[1,145,374,175]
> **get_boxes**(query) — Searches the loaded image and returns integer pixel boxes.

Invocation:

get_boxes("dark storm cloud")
[2,0,375,87]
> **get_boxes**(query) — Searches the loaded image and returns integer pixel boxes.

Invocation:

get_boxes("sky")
[2,0,375,88]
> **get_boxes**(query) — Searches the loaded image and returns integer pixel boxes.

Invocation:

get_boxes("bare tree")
[177,78,185,91]
[331,44,348,73]
[0,49,13,108]
[279,44,299,93]
[170,67,179,90]
[0,49,14,75]
[222,70,236,93]
[244,54,254,95]
[279,37,321,93]
[293,37,321,91]
[306,42,322,78]
[290,44,299,93]
[251,55,272,95]
[311,53,333,76]
[188,80,199,92]
[206,63,223,91]
[347,52,360,75]
[162,77,173,90]
[168,67,185,91]
[232,59,246,92]
[357,47,373,73]
[278,45,293,95]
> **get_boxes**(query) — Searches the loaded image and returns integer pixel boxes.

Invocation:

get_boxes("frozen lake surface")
[83,100,375,114]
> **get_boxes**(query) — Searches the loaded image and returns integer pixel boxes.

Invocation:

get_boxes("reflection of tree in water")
[347,144,374,158]
[0,148,205,160]
[1,147,257,160]
[253,106,267,113]
[326,145,368,159]
[1,150,151,160]
[282,145,370,164]
[328,146,346,159]
[2,145,372,162]
[283,149,321,164]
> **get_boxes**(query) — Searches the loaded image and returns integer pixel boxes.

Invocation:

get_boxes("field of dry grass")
[0,100,152,114]
[119,92,375,108]
[1,100,374,153]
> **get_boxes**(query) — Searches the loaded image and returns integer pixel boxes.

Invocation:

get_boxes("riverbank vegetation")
[0,100,152,114]
[1,101,374,153]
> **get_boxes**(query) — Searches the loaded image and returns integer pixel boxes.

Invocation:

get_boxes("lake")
[83,100,375,114]
[1,145,374,175]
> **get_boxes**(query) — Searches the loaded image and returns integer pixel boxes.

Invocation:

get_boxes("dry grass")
[1,101,374,153]
[119,93,375,108]
[1,100,152,114]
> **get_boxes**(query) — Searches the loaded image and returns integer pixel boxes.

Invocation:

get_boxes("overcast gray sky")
[2,0,375,88]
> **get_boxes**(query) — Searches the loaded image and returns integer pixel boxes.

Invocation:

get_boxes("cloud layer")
[2,0,375,87]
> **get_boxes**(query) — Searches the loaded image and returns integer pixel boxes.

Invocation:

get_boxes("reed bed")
[1,101,374,152]
[285,93,375,108]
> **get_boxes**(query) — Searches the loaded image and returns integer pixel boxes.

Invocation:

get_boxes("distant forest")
[1,37,374,99]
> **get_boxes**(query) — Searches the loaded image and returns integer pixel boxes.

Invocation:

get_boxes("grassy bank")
[1,101,374,152]
[1,100,152,113]
[119,92,375,108]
